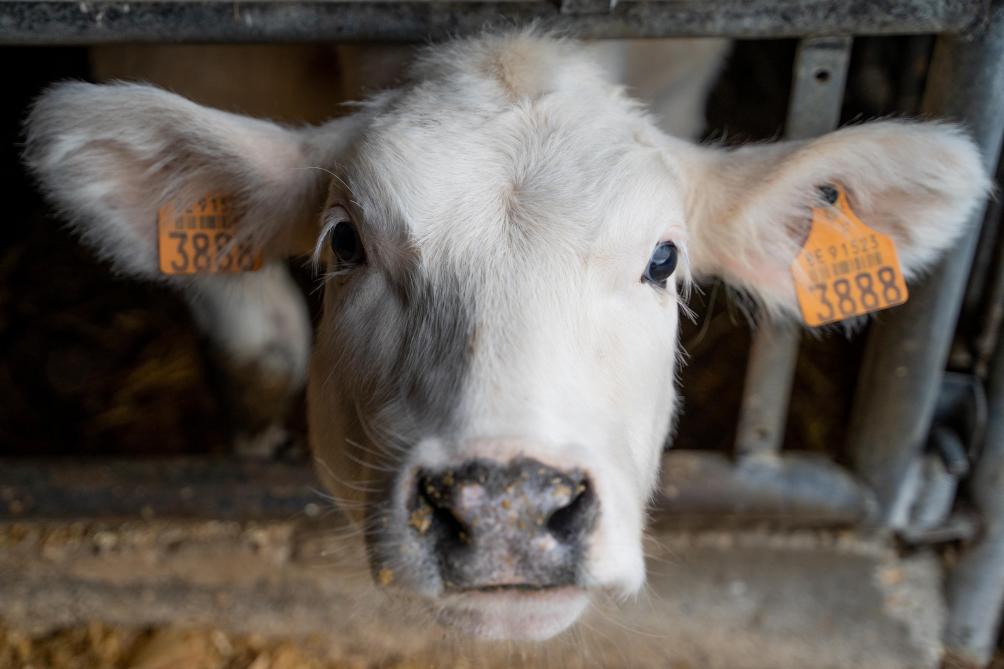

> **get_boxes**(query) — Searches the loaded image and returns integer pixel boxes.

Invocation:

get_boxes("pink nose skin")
[410,458,598,591]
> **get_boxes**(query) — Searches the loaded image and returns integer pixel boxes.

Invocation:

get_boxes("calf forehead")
[346,62,665,268]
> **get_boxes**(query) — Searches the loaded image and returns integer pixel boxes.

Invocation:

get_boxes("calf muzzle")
[410,458,598,591]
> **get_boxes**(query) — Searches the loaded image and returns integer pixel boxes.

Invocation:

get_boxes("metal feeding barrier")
[1,0,1003,663]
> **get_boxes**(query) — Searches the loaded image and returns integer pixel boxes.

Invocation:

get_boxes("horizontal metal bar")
[898,510,979,544]
[0,458,321,520]
[0,0,988,45]
[1,453,876,527]
[658,451,877,527]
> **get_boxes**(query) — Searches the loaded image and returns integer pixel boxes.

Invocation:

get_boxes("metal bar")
[970,142,1004,374]
[0,0,988,45]
[560,0,616,15]
[945,117,1004,663]
[785,37,854,140]
[847,1,1004,528]
[735,37,852,458]
[659,451,877,527]
[0,453,877,528]
[0,458,321,520]
[735,322,801,457]
[945,363,1004,662]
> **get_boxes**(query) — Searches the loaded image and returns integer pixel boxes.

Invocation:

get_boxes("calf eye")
[643,241,678,285]
[329,221,366,265]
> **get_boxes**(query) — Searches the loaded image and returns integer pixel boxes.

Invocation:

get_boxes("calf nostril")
[546,481,595,544]
[416,474,470,544]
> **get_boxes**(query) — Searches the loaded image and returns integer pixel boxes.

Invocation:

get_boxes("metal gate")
[1,0,1003,665]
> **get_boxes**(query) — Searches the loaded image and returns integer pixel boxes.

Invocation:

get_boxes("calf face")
[25,32,989,640]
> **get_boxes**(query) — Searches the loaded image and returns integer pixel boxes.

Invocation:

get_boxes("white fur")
[23,81,361,437]
[674,121,991,314]
[588,38,731,140]
[184,262,311,381]
[24,31,991,641]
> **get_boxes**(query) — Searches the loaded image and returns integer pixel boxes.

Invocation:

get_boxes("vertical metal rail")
[946,289,1004,664]
[734,37,852,458]
[970,151,1004,374]
[942,9,1004,657]
[847,1,1004,529]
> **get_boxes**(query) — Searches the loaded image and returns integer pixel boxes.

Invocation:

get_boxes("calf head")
[25,32,989,640]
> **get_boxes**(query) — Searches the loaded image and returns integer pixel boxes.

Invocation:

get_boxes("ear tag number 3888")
[791,184,908,327]
[157,194,263,275]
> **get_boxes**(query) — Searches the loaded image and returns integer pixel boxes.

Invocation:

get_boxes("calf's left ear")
[23,82,362,280]
[677,120,991,315]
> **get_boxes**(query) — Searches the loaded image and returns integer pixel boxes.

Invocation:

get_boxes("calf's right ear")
[675,121,991,315]
[24,81,361,279]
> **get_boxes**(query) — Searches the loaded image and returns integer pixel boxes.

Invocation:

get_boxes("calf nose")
[411,458,598,591]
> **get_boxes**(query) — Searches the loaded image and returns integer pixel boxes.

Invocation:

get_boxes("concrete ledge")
[0,521,945,668]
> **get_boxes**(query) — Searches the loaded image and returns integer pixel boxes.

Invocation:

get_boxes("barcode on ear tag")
[791,184,908,327]
[157,194,264,275]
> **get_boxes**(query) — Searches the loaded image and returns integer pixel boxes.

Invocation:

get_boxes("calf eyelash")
[311,204,356,271]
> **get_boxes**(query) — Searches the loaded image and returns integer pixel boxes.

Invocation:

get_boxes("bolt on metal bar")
[847,1,1004,529]
[734,36,852,459]
[0,0,988,44]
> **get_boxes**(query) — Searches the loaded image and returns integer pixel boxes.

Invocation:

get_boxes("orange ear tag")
[157,194,263,275]
[791,185,908,327]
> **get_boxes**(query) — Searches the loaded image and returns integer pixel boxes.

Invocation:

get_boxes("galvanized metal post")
[847,1,1004,528]
[943,3,1004,648]
[735,37,852,458]
[946,296,1004,664]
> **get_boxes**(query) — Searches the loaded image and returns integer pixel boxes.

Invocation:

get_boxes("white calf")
[25,31,988,640]
[85,38,729,453]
